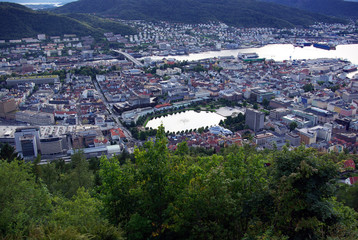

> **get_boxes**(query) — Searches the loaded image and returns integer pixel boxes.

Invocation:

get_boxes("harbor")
[148,44,358,65]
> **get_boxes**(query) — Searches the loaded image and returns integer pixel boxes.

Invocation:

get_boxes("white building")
[14,127,41,159]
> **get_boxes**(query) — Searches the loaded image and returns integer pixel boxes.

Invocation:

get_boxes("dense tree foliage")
[98,126,358,239]
[0,142,20,162]
[0,152,124,239]
[270,147,343,239]
[0,160,51,238]
[263,0,358,18]
[337,183,358,211]
[219,113,247,131]
[303,83,315,92]
[1,128,358,239]
[262,98,270,109]
[289,121,298,131]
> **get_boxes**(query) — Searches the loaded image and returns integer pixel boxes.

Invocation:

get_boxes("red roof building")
[346,176,358,185]
[343,159,356,170]
[155,103,172,109]
[110,128,126,140]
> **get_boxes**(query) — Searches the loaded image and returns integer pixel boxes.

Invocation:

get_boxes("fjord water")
[151,44,358,65]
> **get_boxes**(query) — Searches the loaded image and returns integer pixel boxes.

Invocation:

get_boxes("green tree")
[270,146,347,239]
[175,141,189,156]
[32,154,42,183]
[193,64,207,72]
[100,125,183,239]
[303,83,314,92]
[0,143,19,162]
[58,151,94,198]
[289,121,298,131]
[100,155,136,227]
[40,161,60,194]
[337,183,358,211]
[262,98,270,109]
[98,131,358,239]
[253,103,258,109]
[128,125,173,238]
[330,85,340,92]
[169,145,272,239]
[0,160,51,238]
[48,188,124,240]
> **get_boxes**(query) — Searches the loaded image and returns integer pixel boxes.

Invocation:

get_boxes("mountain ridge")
[260,0,358,18]
[54,0,346,28]
[0,2,136,40]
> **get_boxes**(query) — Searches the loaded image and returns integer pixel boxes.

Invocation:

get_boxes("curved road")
[92,77,134,141]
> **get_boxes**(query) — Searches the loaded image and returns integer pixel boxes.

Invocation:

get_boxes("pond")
[145,110,225,132]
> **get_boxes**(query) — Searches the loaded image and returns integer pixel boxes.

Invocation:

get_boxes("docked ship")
[343,65,357,72]
[294,40,312,48]
[238,52,265,62]
[313,42,336,50]
[238,52,259,59]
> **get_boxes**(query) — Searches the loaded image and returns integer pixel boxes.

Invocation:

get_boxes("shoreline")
[143,43,358,65]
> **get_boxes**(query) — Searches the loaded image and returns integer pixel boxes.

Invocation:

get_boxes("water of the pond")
[146,110,226,132]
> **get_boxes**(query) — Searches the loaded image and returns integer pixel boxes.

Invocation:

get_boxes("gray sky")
[0,0,75,3]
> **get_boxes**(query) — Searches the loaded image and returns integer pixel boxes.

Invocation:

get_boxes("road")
[92,77,134,141]
[111,49,144,67]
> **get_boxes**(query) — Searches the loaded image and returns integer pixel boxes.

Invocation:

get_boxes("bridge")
[111,49,144,67]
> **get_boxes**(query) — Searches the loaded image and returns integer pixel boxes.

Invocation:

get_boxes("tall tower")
[245,108,265,132]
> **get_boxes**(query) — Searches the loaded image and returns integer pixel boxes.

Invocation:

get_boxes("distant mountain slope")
[0,2,135,40]
[54,0,345,28]
[260,0,358,18]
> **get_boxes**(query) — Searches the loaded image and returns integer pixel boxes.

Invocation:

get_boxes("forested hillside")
[54,0,345,28]
[261,0,358,18]
[0,3,135,40]
[1,126,358,239]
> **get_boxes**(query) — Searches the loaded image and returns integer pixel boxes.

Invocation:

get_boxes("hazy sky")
[0,0,75,3]
[1,0,357,3]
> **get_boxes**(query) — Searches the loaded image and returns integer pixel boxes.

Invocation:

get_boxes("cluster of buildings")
[2,48,358,158]
[1,21,358,77]
[167,130,243,153]
[0,124,123,160]
[208,55,358,153]
[0,72,128,160]
[0,20,358,160]
[114,20,358,57]
[0,34,108,75]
